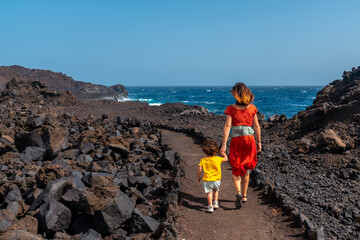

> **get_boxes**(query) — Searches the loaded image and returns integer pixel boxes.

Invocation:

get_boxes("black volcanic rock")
[20,146,46,163]
[78,229,102,240]
[160,150,177,170]
[0,65,128,101]
[2,185,22,208]
[30,178,69,210]
[95,190,134,235]
[128,208,160,234]
[38,200,72,234]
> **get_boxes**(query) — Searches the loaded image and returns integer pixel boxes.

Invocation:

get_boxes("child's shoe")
[206,205,214,213]
[235,192,243,209]
[213,201,219,209]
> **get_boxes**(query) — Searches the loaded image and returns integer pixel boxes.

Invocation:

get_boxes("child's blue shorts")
[203,180,221,193]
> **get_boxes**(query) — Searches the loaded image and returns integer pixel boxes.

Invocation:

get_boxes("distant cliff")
[0,65,128,101]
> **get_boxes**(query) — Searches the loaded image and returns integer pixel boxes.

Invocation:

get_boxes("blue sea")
[123,86,323,118]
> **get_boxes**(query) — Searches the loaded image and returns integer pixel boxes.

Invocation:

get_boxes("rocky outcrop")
[71,82,128,101]
[289,66,360,153]
[0,65,128,101]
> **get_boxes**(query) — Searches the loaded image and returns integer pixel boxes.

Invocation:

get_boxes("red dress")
[224,104,258,176]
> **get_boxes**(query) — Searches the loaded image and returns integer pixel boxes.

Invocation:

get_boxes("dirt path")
[161,130,304,240]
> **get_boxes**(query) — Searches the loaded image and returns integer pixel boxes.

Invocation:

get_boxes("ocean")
[123,86,323,118]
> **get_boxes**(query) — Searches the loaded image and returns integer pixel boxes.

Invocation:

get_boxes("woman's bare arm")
[253,114,262,153]
[220,115,232,154]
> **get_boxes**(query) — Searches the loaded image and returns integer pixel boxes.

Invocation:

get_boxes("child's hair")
[231,82,254,105]
[202,139,218,156]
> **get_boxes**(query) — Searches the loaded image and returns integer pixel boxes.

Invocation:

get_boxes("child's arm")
[253,114,262,153]
[220,115,232,155]
[197,166,202,182]
[220,151,228,162]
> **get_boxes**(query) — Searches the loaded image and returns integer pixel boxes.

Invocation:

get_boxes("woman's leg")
[233,173,243,208]
[240,171,249,198]
[232,174,241,194]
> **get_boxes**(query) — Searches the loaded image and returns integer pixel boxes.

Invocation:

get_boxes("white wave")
[204,101,216,104]
[118,97,134,102]
[181,101,190,103]
[139,98,153,102]
[300,90,307,94]
[206,89,211,92]
[149,103,162,106]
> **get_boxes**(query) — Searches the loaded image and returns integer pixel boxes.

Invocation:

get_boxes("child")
[197,139,228,213]
[220,82,261,209]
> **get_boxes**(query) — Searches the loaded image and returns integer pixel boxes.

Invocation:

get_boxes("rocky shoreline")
[0,80,183,239]
[0,66,359,239]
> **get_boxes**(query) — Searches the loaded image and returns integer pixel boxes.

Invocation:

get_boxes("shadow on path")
[179,192,207,212]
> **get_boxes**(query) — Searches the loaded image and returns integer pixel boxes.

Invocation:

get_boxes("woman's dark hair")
[231,82,254,105]
[202,139,218,156]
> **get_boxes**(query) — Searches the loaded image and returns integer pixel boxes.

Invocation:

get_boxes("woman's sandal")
[242,196,248,203]
[235,191,243,209]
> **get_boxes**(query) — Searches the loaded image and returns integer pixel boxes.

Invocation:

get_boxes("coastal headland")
[0,66,128,101]
[0,66,359,239]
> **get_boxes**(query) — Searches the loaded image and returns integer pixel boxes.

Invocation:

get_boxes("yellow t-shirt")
[199,156,223,181]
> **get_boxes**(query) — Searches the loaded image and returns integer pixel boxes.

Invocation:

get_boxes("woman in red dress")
[220,82,262,209]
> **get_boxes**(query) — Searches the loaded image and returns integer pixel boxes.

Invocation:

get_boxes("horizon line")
[125,85,324,87]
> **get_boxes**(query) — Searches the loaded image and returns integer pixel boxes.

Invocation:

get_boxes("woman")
[220,82,261,208]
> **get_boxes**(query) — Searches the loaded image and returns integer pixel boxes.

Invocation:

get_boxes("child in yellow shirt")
[197,139,228,213]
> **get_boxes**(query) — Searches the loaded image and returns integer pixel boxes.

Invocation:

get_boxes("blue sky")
[1,1,360,86]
